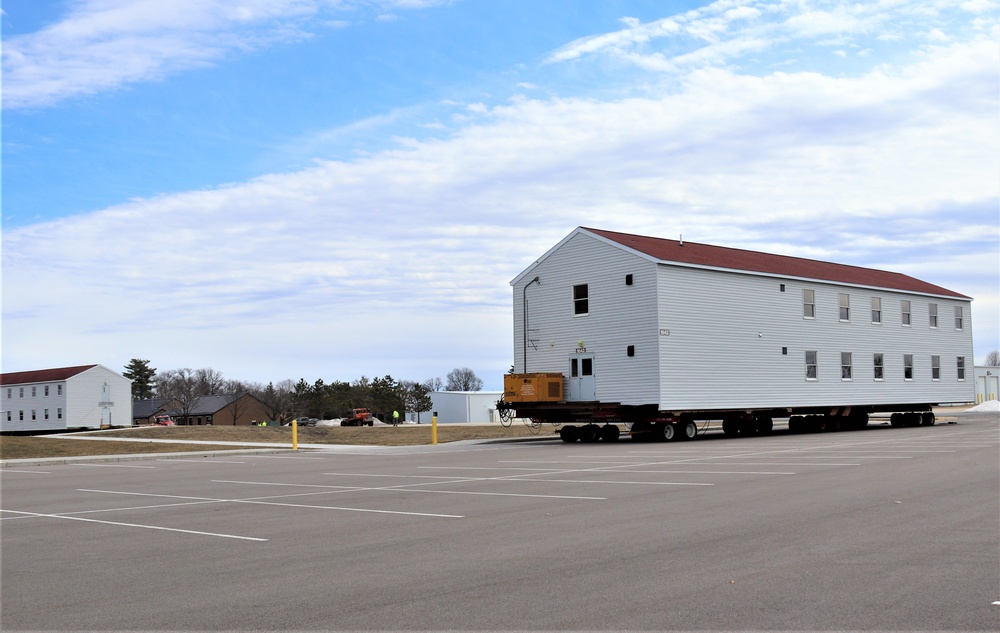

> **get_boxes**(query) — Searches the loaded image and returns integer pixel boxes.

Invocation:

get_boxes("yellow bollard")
[431,414,438,445]
[292,419,298,451]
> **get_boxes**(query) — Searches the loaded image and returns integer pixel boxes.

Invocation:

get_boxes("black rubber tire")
[578,424,599,443]
[559,425,578,443]
[922,412,936,426]
[601,424,620,442]
[679,420,697,440]
[659,422,676,442]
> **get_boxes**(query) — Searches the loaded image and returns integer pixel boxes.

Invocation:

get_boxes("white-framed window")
[839,293,850,321]
[901,300,911,326]
[954,306,963,330]
[903,354,914,380]
[928,303,938,328]
[5,388,10,398]
[957,357,966,380]
[803,289,815,318]
[841,352,853,380]
[31,409,36,420]
[573,284,589,316]
[873,353,884,381]
[57,385,63,395]
[19,410,24,421]
[57,408,63,419]
[44,409,49,420]
[931,355,940,381]
[805,351,818,380]
[31,386,36,397]
[44,385,49,396]
[19,387,24,398]
[871,297,881,324]
[5,411,10,422]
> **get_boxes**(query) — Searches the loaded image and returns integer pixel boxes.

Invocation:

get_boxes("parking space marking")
[158,459,248,464]
[425,465,794,475]
[1,469,51,474]
[79,488,464,519]
[214,479,605,501]
[323,470,711,487]
[70,463,157,469]
[0,508,267,541]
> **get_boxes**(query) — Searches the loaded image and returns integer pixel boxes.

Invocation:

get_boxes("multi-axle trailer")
[501,228,975,443]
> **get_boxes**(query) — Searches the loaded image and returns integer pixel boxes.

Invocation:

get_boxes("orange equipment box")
[504,373,564,403]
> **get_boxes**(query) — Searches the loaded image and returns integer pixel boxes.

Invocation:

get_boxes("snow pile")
[963,400,1000,413]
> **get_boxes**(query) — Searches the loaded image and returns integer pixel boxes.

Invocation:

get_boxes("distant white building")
[1,364,132,432]
[415,391,504,424]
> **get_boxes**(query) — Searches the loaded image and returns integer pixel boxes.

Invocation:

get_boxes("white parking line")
[79,488,463,518]
[423,465,794,475]
[70,463,157,469]
[0,508,266,541]
[158,459,248,464]
[1,469,51,474]
[214,479,606,500]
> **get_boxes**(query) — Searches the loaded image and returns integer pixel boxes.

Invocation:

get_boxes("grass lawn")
[2,423,554,460]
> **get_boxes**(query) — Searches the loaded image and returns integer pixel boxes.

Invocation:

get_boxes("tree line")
[122,359,484,423]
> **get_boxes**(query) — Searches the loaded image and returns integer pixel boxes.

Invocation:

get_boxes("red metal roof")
[584,228,969,299]
[1,364,100,386]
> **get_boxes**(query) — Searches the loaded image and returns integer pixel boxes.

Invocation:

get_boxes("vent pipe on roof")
[679,234,683,246]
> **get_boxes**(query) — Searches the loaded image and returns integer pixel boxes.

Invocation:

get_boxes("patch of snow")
[963,400,1000,413]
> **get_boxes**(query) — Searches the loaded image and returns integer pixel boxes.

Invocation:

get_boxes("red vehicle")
[340,408,374,427]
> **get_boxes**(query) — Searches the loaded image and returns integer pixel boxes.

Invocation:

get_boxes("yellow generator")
[504,373,564,403]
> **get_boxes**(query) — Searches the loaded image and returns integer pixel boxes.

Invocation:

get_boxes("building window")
[44,409,49,420]
[839,293,850,321]
[19,411,24,421]
[871,297,881,324]
[57,408,63,419]
[573,284,589,315]
[873,353,884,381]
[627,345,635,357]
[841,352,853,380]
[929,303,938,328]
[957,357,966,380]
[625,274,633,286]
[901,300,911,326]
[6,388,10,398]
[31,386,37,397]
[19,387,24,398]
[903,354,913,380]
[44,385,49,396]
[5,411,10,422]
[805,351,818,380]
[931,356,940,380]
[803,289,815,318]
[954,306,963,330]
[31,410,36,420]
[58,385,63,395]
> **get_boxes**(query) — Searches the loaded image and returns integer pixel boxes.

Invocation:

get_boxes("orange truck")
[340,408,374,426]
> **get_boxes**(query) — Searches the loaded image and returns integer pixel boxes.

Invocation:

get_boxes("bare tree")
[985,349,1000,366]
[221,379,250,426]
[424,377,443,392]
[156,368,200,425]
[195,368,226,395]
[446,367,483,392]
[254,380,295,423]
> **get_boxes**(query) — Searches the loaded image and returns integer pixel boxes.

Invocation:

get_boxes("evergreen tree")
[123,358,157,399]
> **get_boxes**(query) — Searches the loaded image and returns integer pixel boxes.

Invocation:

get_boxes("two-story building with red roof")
[1,364,132,432]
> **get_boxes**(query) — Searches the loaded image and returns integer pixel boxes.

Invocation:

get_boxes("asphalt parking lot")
[2,414,998,631]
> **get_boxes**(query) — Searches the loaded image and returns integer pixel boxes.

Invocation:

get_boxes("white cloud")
[4,29,998,381]
[1,0,449,109]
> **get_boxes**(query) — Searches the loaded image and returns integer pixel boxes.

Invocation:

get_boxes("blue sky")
[3,0,998,390]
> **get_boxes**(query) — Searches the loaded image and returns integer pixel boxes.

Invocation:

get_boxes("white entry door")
[567,354,596,401]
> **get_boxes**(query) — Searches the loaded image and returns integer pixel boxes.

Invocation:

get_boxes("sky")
[2,0,998,391]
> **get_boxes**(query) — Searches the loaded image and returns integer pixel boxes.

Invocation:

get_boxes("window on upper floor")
[928,303,938,328]
[931,355,940,380]
[803,289,815,318]
[57,385,63,396]
[954,306,963,330]
[873,353,884,381]
[900,300,911,326]
[805,351,818,380]
[573,284,589,315]
[5,388,10,399]
[839,293,850,321]
[19,387,24,398]
[871,297,881,324]
[841,352,853,380]
[957,357,966,380]
[32,386,37,397]
[44,385,49,396]
[903,354,914,380]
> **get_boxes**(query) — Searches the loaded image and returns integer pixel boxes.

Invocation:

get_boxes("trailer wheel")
[755,417,773,435]
[578,424,600,443]
[679,420,698,440]
[559,425,578,443]
[601,424,620,442]
[658,422,676,442]
[921,412,936,426]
